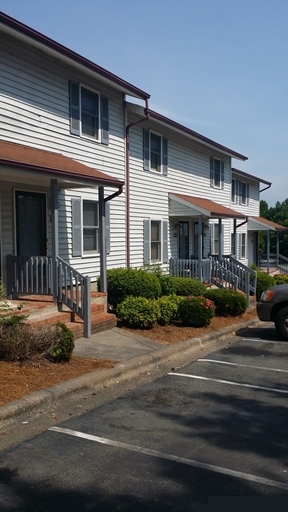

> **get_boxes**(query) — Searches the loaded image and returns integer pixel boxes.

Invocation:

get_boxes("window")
[212,223,219,255]
[143,129,168,175]
[240,181,248,205]
[210,157,224,189]
[71,198,110,257]
[231,177,249,205]
[69,81,109,144]
[240,232,246,259]
[83,200,99,254]
[143,219,168,264]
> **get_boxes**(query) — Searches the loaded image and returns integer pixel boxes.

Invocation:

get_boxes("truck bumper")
[257,302,273,322]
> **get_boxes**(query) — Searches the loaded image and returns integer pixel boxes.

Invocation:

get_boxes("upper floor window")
[231,178,249,206]
[143,129,168,175]
[210,157,224,189]
[69,81,109,144]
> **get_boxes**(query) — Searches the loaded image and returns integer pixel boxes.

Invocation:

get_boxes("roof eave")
[0,12,150,100]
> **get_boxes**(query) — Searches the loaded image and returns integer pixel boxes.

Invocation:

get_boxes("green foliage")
[204,289,248,317]
[0,322,74,363]
[274,274,288,285]
[99,268,161,309]
[116,296,159,329]
[260,198,288,255]
[157,295,185,325]
[0,313,28,327]
[170,277,207,297]
[49,322,75,362]
[256,271,275,301]
[178,295,215,327]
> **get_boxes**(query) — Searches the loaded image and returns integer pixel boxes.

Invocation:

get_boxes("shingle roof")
[170,193,246,219]
[0,140,123,187]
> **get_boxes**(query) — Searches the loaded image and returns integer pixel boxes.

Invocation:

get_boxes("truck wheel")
[275,307,288,340]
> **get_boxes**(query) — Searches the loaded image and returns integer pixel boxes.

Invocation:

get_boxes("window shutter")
[72,198,82,256]
[247,184,249,205]
[162,138,168,176]
[237,232,241,259]
[101,96,109,145]
[143,219,150,264]
[69,81,80,136]
[221,161,224,189]
[105,202,110,255]
[210,157,214,187]
[162,220,168,263]
[143,129,150,171]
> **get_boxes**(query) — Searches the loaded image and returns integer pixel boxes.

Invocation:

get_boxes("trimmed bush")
[116,296,159,329]
[274,274,288,285]
[157,295,185,325]
[178,296,215,327]
[170,277,207,297]
[49,322,75,362]
[0,322,74,362]
[99,268,161,309]
[204,288,247,317]
[256,271,275,301]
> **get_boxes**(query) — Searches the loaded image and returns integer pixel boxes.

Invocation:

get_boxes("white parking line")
[242,338,288,344]
[168,373,288,394]
[197,359,288,374]
[49,426,288,491]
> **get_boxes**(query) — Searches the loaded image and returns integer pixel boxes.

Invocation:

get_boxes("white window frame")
[80,84,100,141]
[150,220,162,262]
[240,232,246,259]
[150,131,163,173]
[82,199,99,255]
[210,157,224,189]
[240,181,248,206]
[212,223,220,255]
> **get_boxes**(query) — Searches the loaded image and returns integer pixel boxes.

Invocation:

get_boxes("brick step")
[26,310,71,326]
[66,312,117,339]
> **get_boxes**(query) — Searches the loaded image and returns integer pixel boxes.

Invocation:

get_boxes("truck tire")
[275,306,288,340]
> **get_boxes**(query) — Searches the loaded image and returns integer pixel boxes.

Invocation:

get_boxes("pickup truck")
[257,284,288,339]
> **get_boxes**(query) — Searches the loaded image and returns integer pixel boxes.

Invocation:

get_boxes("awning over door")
[169,193,246,219]
[247,216,286,232]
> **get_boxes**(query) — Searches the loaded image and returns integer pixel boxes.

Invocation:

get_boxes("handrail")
[6,255,91,338]
[210,259,239,291]
[57,257,91,338]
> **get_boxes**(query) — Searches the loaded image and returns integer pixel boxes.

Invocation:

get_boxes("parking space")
[1,330,288,510]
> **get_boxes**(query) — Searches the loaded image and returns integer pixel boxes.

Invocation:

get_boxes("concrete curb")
[0,318,262,429]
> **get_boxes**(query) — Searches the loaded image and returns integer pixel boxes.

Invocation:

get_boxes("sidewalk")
[0,317,263,431]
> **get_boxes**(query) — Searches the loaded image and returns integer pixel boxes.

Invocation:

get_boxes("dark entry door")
[194,221,204,259]
[16,191,47,256]
[179,221,189,259]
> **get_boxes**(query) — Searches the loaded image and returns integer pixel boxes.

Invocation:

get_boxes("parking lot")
[1,325,288,510]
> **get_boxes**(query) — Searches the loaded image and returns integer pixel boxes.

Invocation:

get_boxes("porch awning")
[0,140,124,189]
[247,216,287,232]
[169,193,246,219]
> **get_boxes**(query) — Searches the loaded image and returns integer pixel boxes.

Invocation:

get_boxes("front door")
[16,191,47,256]
[179,221,189,259]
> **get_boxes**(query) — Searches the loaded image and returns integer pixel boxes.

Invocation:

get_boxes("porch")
[0,140,124,337]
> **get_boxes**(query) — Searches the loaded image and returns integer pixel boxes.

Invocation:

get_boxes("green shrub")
[116,296,159,329]
[0,322,74,362]
[157,295,185,325]
[49,322,75,362]
[170,277,207,297]
[204,288,247,316]
[178,295,215,327]
[99,268,161,309]
[274,274,288,285]
[256,271,275,301]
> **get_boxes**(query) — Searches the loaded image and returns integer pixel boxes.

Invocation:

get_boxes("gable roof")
[169,193,246,219]
[0,139,123,188]
[0,11,150,101]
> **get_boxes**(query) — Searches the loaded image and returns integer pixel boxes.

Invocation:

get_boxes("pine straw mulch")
[0,308,257,407]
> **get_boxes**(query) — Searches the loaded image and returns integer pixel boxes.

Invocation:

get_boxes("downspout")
[259,183,271,194]
[104,184,124,203]
[125,99,150,267]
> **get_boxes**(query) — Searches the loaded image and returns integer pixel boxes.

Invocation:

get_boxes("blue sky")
[1,0,287,207]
